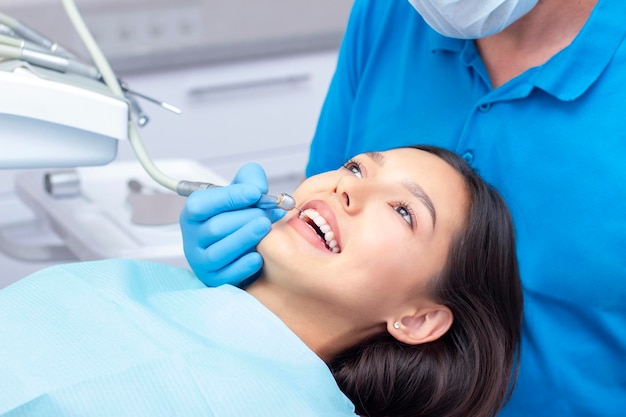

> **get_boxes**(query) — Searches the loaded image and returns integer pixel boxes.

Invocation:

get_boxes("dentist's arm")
[180,163,285,287]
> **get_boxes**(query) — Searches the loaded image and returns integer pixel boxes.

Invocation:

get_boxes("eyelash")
[342,159,363,178]
[342,159,416,229]
[391,202,416,229]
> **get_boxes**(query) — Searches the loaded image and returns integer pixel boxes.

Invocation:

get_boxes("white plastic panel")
[0,65,127,169]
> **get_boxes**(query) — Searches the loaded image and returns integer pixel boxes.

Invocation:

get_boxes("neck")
[476,0,599,88]
[246,277,384,363]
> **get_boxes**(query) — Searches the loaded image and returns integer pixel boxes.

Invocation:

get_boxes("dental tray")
[14,159,226,267]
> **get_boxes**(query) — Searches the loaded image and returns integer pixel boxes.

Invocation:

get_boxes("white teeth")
[300,208,340,253]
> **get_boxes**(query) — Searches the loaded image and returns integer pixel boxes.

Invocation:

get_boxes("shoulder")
[339,0,438,84]
[345,0,425,43]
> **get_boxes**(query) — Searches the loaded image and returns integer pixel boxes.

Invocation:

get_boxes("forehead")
[373,148,461,183]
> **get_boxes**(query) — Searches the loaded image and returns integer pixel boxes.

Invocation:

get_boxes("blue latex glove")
[180,163,286,287]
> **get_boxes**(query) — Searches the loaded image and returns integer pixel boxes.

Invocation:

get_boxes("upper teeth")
[300,208,340,253]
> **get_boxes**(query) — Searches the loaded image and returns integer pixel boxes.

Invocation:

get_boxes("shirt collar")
[534,0,626,101]
[426,0,626,101]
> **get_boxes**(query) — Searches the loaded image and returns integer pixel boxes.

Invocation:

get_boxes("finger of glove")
[197,216,271,268]
[195,209,271,248]
[266,208,287,223]
[232,163,269,193]
[182,183,262,222]
[196,252,263,287]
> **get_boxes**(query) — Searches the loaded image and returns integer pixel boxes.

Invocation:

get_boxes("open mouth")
[299,208,340,253]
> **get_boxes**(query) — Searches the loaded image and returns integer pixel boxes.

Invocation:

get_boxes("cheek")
[291,172,339,200]
[350,215,412,257]
[360,246,419,285]
[341,229,422,287]
[328,248,426,317]
[340,222,445,299]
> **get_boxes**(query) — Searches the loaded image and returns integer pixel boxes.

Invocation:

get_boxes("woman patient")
[0,145,522,417]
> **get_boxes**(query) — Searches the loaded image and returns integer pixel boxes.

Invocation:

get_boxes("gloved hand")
[180,163,286,287]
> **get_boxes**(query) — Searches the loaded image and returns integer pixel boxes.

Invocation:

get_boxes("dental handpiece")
[176,180,299,211]
[255,192,298,211]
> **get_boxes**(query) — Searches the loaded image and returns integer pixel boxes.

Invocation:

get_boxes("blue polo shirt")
[307,0,626,415]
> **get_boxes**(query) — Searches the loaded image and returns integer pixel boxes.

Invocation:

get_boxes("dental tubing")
[57,0,297,209]
[60,0,180,193]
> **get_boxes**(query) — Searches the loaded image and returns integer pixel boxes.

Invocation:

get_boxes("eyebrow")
[365,152,437,227]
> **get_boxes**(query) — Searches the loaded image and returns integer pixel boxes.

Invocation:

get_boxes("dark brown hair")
[330,145,523,417]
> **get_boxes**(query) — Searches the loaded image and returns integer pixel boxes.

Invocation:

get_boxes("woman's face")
[257,148,469,325]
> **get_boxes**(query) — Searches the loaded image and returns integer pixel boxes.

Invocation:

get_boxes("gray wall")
[1,0,353,74]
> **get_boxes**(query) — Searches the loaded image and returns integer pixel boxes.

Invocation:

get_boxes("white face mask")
[408,0,539,39]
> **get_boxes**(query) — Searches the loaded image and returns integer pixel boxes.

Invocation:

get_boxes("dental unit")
[0,0,299,212]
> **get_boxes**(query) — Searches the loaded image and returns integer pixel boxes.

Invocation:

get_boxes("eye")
[342,159,364,178]
[392,202,416,228]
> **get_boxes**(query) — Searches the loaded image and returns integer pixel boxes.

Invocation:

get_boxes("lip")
[286,200,342,253]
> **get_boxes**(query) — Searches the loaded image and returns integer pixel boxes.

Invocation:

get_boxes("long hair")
[330,145,523,417]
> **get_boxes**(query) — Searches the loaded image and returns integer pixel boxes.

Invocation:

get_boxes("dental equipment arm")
[0,3,299,212]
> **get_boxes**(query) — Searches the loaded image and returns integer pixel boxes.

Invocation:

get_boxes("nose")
[334,175,371,213]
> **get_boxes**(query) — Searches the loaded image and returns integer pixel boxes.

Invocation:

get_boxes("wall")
[0,0,353,74]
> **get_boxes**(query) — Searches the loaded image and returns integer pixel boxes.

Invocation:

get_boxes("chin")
[257,227,290,263]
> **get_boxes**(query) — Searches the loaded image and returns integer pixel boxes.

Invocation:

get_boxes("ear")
[388,305,453,345]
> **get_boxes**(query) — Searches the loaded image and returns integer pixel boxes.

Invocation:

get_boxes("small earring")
[393,321,401,329]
